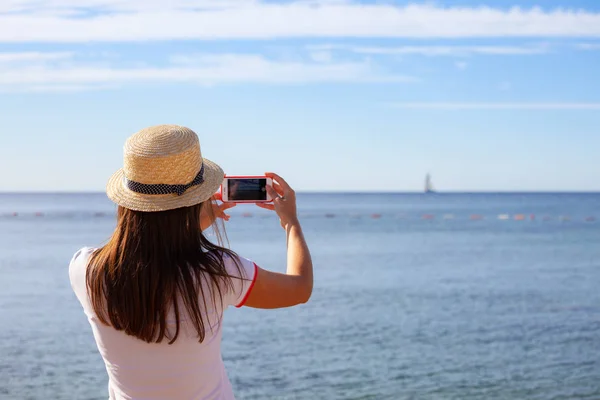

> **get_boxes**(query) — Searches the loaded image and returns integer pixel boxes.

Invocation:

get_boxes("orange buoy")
[35,212,44,217]
[585,216,596,222]
[422,214,435,220]
[371,213,381,219]
[470,214,483,220]
[514,214,526,221]
[242,212,253,218]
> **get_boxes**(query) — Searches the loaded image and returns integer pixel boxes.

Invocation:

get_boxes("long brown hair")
[86,200,242,344]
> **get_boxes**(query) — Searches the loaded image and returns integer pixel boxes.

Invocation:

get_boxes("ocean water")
[1,192,599,400]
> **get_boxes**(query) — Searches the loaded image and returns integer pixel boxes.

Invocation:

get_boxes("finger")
[266,172,292,193]
[266,185,280,200]
[256,203,275,211]
[219,202,237,212]
[211,192,222,201]
[216,211,230,219]
[272,182,284,197]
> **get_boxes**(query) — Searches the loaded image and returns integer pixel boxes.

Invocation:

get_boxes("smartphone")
[221,176,273,203]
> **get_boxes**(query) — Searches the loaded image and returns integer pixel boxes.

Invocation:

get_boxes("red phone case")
[221,175,272,203]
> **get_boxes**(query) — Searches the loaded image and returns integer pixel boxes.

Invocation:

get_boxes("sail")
[425,174,435,193]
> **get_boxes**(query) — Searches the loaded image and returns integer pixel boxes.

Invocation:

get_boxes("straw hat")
[106,124,224,212]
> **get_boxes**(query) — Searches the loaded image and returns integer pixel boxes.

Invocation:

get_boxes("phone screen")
[227,178,267,201]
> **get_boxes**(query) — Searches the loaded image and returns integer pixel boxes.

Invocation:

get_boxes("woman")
[69,124,313,399]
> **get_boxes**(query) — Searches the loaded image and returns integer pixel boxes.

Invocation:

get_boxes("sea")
[0,192,599,400]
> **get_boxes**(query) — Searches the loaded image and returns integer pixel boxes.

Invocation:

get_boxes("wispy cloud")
[0,52,416,92]
[455,61,468,71]
[310,44,551,57]
[309,50,334,63]
[0,0,259,13]
[389,102,600,110]
[0,51,74,62]
[574,42,600,50]
[0,84,115,93]
[1,3,600,42]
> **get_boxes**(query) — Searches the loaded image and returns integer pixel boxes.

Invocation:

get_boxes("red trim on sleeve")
[235,263,258,308]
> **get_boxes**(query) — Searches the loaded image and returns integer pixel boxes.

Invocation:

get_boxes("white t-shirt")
[69,247,258,400]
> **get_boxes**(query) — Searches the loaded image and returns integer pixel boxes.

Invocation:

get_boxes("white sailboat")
[425,173,435,193]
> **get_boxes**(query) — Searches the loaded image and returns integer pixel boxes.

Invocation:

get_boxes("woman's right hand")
[256,172,299,229]
[246,172,313,309]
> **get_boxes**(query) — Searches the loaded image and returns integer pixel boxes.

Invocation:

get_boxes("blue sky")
[1,0,599,192]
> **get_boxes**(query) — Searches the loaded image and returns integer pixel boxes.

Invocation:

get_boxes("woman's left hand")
[200,195,236,230]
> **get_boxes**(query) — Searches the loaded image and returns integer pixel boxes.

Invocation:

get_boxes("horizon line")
[388,102,600,110]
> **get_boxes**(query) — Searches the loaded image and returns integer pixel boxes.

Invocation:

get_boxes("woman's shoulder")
[207,250,259,308]
[208,249,257,280]
[69,247,97,269]
[68,247,97,292]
